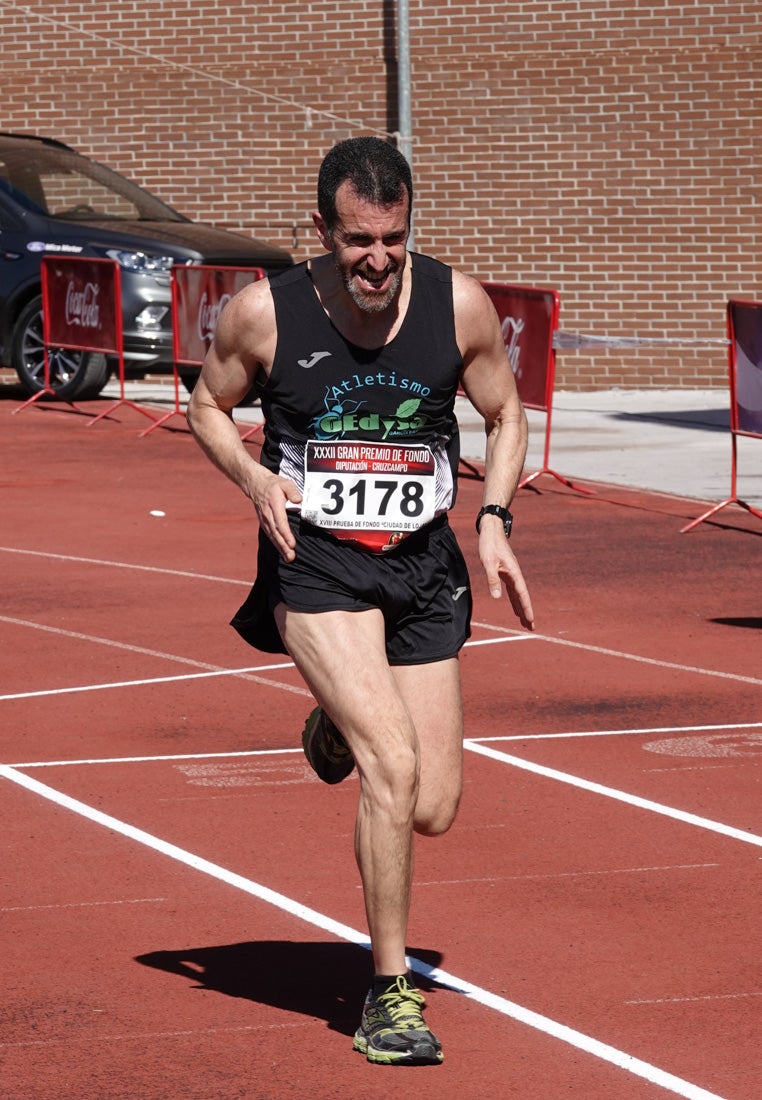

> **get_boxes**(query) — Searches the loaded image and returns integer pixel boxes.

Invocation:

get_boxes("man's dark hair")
[317,136,413,231]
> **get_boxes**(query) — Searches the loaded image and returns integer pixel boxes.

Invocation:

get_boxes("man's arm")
[454,271,535,630]
[186,279,302,562]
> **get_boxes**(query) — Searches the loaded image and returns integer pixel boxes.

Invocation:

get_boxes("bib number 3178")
[301,440,436,539]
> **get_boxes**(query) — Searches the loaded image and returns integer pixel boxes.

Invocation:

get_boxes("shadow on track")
[135,941,444,1037]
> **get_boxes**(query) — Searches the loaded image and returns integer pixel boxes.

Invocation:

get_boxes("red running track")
[2,392,761,1099]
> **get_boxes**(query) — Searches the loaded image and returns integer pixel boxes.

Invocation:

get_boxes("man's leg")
[391,657,464,837]
[275,603,418,976]
[276,604,463,1064]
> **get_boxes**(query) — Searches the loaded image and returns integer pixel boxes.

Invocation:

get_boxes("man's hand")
[249,472,303,562]
[478,523,535,630]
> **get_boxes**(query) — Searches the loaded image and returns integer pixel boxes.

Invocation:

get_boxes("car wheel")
[11,295,110,400]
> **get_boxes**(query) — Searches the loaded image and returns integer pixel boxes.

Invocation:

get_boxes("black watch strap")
[475,504,513,537]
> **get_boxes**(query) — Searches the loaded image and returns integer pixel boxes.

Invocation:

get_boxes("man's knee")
[413,792,461,837]
[358,739,420,817]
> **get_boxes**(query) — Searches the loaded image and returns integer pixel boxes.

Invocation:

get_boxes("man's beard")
[338,259,404,314]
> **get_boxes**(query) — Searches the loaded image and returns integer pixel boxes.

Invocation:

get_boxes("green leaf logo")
[396,398,421,418]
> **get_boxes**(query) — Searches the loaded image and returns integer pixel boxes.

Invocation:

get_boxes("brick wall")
[3,0,761,388]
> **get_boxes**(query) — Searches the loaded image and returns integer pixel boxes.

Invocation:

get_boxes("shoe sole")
[353,1033,443,1065]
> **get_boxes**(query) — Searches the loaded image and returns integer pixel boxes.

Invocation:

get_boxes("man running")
[187,136,534,1065]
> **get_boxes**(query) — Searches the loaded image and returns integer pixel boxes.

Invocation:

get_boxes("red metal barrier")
[14,256,156,426]
[141,264,265,437]
[53,256,155,425]
[481,283,592,493]
[682,300,762,531]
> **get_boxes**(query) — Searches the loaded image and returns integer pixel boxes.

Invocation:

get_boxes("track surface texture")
[2,393,760,1100]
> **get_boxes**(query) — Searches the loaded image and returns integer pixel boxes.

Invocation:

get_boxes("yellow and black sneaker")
[301,706,355,785]
[353,975,443,1065]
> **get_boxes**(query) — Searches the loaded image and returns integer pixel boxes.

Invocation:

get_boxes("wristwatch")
[475,504,513,537]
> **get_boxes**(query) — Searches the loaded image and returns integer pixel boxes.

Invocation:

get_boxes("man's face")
[315,181,410,314]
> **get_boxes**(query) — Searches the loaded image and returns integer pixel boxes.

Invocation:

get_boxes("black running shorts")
[231,513,472,666]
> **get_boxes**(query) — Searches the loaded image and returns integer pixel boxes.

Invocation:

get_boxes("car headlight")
[106,250,176,273]
[135,304,170,330]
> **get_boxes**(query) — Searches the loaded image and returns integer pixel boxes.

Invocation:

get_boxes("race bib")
[301,440,436,551]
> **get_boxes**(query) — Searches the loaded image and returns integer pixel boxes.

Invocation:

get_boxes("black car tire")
[11,295,110,400]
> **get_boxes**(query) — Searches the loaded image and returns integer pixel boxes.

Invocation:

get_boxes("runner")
[187,135,534,1065]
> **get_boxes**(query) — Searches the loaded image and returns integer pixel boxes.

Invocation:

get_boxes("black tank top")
[258,251,464,526]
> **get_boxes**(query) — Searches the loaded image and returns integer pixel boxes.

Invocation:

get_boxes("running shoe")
[301,706,355,785]
[353,975,444,1065]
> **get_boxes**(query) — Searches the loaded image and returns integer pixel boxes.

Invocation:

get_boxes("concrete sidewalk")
[101,380,762,512]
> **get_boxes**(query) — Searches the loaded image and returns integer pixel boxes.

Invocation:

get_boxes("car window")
[0,144,187,223]
[0,188,25,228]
[39,168,140,219]
[0,159,46,214]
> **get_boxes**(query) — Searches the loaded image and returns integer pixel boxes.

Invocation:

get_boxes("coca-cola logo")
[197,291,232,344]
[65,281,100,329]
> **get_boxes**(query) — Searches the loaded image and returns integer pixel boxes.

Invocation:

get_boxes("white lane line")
[0,614,252,667]
[0,723,750,767]
[5,602,757,720]
[11,749,303,769]
[0,764,727,1100]
[421,967,727,1100]
[0,546,250,586]
[4,719,759,769]
[470,620,762,687]
[472,620,528,634]
[0,663,297,702]
[1,764,372,946]
[0,615,309,700]
[535,636,762,684]
[0,625,524,702]
[6,730,761,855]
[465,741,762,849]
[474,721,762,742]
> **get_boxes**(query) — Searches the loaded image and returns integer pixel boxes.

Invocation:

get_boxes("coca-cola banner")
[728,300,762,438]
[41,256,121,353]
[481,283,560,411]
[172,265,265,365]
